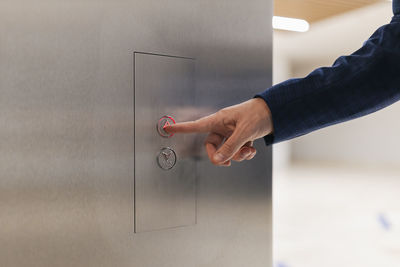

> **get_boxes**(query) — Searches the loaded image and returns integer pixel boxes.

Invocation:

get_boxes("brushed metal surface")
[0,0,273,266]
[134,53,196,233]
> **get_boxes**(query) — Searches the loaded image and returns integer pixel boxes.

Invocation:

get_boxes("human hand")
[164,98,274,166]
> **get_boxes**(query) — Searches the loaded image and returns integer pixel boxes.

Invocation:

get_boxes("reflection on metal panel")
[0,0,273,266]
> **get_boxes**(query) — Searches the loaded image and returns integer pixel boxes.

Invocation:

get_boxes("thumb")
[213,131,246,164]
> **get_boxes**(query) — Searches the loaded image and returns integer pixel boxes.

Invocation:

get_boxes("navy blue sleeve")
[394,0,400,16]
[256,15,400,145]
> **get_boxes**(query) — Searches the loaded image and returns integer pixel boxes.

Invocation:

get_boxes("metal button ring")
[157,115,176,138]
[157,147,177,170]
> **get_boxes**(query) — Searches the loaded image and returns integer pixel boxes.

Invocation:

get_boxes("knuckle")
[222,141,233,151]
[217,108,229,118]
[221,141,234,154]
[235,157,245,162]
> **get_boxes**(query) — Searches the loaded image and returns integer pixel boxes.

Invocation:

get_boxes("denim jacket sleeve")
[256,14,400,145]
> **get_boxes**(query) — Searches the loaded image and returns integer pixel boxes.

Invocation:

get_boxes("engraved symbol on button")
[157,115,176,138]
[157,147,177,170]
[163,120,170,128]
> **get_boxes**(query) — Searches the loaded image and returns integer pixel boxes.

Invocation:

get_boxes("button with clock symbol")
[157,147,177,170]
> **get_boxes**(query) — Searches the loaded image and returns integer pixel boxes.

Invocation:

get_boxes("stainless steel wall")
[0,1,273,266]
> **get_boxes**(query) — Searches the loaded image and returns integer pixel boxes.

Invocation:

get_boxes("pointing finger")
[164,114,216,134]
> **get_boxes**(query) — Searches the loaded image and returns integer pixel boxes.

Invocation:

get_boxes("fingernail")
[213,153,225,162]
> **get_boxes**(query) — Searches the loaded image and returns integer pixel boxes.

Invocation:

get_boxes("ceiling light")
[273,16,310,32]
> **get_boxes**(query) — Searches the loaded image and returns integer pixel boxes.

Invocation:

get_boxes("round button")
[157,115,176,138]
[157,147,177,170]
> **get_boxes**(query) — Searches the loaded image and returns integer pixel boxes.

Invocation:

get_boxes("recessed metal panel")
[134,52,196,233]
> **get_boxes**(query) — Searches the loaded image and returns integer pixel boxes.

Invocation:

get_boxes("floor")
[273,162,400,267]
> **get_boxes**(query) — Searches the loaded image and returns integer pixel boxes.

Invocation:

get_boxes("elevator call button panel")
[134,52,196,233]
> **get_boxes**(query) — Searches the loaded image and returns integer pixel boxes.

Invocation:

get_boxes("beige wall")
[273,1,400,167]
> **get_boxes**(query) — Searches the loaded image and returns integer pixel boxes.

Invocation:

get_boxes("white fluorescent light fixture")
[273,16,310,32]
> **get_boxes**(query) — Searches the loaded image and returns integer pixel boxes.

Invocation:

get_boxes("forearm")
[257,17,400,145]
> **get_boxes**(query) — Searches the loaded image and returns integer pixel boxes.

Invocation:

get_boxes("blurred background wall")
[274,0,400,169]
[271,1,400,266]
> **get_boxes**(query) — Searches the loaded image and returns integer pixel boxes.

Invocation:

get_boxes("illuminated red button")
[157,115,176,137]
[163,120,171,128]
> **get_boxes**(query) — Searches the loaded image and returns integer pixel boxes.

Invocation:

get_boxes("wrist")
[252,97,274,136]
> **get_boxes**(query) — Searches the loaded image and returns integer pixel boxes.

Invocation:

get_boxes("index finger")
[164,114,216,134]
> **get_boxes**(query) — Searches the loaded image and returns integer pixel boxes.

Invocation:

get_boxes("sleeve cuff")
[254,95,275,146]
[262,134,275,146]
